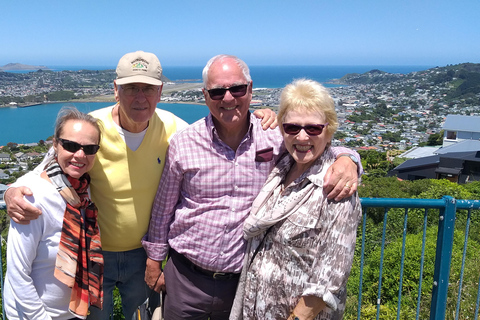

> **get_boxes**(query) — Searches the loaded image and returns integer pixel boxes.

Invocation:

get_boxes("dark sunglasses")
[207,84,248,100]
[282,123,329,136]
[58,138,100,155]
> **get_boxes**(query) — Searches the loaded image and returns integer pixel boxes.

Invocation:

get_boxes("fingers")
[154,273,166,293]
[324,154,359,201]
[331,181,357,201]
[252,108,278,130]
[145,258,164,293]
[268,117,278,130]
[6,186,42,224]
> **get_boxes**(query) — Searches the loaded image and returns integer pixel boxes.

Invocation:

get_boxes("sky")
[1,0,479,68]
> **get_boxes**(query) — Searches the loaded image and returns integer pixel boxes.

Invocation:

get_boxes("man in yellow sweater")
[5,51,189,319]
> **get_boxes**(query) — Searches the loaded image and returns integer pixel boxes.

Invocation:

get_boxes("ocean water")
[0,65,434,145]
[0,102,210,145]
[6,65,434,88]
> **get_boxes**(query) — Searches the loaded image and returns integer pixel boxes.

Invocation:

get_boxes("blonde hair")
[278,78,338,137]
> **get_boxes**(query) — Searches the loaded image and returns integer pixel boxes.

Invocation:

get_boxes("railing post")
[430,196,457,320]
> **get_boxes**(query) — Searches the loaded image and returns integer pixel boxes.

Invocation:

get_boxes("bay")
[0,102,210,146]
[1,64,435,145]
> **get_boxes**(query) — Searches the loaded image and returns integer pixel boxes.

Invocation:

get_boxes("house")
[0,183,8,209]
[0,153,10,162]
[0,169,9,180]
[442,115,480,147]
[389,151,480,183]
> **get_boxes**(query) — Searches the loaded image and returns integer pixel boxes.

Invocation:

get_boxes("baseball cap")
[115,51,163,86]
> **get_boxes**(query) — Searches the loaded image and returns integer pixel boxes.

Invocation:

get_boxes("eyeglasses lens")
[60,139,100,155]
[122,86,158,96]
[282,124,326,136]
[208,85,248,100]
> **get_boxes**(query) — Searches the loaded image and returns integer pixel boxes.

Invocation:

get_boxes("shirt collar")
[205,112,254,142]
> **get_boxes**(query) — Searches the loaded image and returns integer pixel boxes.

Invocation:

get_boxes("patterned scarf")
[243,150,334,239]
[46,160,104,319]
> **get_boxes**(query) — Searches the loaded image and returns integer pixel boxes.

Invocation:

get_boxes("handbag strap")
[248,226,273,268]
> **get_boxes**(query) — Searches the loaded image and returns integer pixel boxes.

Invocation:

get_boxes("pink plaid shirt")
[142,113,357,273]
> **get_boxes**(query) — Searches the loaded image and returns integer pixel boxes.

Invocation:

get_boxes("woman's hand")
[288,295,326,320]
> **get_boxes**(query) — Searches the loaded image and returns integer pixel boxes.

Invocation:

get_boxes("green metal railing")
[358,196,480,320]
[2,196,480,320]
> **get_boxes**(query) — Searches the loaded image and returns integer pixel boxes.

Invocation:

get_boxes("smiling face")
[53,120,100,179]
[114,81,162,132]
[282,109,332,172]
[202,57,252,132]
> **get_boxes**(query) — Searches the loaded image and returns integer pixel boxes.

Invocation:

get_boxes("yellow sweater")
[89,106,186,251]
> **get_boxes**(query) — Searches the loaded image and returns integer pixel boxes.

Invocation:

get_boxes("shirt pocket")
[282,211,320,249]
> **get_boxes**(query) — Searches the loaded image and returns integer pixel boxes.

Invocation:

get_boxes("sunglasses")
[207,84,248,100]
[121,85,159,97]
[282,123,329,136]
[58,138,100,155]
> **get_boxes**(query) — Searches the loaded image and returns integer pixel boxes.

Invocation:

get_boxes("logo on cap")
[131,59,149,73]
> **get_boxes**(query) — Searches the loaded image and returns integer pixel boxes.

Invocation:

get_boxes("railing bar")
[397,208,409,320]
[416,208,429,320]
[456,200,480,210]
[361,198,448,209]
[360,198,480,210]
[454,208,472,320]
[474,272,480,320]
[357,208,368,320]
[376,207,389,320]
[1,236,6,320]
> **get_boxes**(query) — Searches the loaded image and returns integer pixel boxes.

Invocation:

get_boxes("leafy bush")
[346,223,480,319]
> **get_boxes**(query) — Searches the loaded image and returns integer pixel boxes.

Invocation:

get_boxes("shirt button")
[231,208,236,212]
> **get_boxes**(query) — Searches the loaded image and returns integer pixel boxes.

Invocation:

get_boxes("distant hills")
[331,62,480,101]
[0,63,49,71]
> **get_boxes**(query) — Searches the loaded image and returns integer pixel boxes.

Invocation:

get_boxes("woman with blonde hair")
[231,79,361,320]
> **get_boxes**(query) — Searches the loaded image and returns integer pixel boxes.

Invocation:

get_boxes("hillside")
[0,63,49,71]
[331,62,480,101]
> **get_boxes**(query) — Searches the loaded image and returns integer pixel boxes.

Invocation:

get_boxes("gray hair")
[202,54,252,88]
[54,106,102,144]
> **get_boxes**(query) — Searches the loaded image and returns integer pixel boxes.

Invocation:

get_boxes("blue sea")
[1,65,433,145]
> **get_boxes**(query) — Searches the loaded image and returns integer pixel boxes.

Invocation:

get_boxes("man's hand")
[323,156,358,201]
[5,186,42,225]
[145,257,165,293]
[253,108,278,130]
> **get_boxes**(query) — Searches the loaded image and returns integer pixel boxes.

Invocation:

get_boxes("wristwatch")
[290,312,300,320]
[338,153,359,166]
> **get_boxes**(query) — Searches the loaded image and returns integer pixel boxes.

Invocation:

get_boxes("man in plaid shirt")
[142,54,361,320]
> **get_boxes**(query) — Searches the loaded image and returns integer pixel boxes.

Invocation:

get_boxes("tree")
[426,130,444,146]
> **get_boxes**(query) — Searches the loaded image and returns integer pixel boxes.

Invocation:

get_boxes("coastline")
[0,82,207,108]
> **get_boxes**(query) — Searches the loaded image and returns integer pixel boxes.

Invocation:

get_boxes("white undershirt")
[113,121,147,151]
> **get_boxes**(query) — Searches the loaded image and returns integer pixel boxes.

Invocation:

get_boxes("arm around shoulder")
[5,186,42,225]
